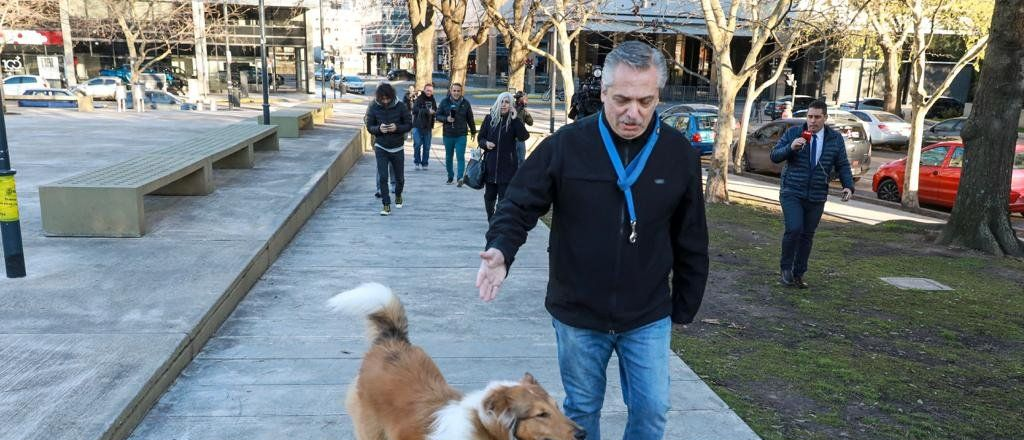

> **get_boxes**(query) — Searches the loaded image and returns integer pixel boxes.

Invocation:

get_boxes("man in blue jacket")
[770,101,854,288]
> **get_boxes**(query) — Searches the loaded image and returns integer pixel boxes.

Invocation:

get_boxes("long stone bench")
[255,107,314,138]
[295,102,334,124]
[38,122,279,237]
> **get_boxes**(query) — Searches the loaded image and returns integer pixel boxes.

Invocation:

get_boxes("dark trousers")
[780,194,825,277]
[375,148,404,205]
[484,182,509,221]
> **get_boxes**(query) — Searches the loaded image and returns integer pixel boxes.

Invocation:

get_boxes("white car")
[848,109,911,148]
[2,75,47,96]
[74,76,125,100]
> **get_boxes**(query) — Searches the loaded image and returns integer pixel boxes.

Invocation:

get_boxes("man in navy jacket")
[770,101,854,288]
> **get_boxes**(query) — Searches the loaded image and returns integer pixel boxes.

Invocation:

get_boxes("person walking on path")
[365,83,412,216]
[478,92,529,221]
[770,100,854,288]
[411,83,437,170]
[475,41,709,440]
[436,83,476,186]
[513,91,534,165]
[402,85,416,120]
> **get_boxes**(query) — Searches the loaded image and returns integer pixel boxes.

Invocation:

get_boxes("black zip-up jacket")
[412,94,438,129]
[478,113,529,184]
[485,113,710,332]
[364,99,412,148]
[436,96,476,138]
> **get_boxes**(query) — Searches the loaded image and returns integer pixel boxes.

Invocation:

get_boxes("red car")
[872,141,1024,214]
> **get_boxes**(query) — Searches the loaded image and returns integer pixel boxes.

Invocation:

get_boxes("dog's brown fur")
[333,284,582,440]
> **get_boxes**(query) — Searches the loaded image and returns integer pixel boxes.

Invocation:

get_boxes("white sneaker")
[395,195,403,208]
[380,204,391,216]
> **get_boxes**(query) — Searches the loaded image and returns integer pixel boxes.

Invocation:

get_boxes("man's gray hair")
[601,41,668,89]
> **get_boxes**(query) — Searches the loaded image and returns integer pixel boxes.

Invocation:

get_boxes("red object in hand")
[801,130,813,142]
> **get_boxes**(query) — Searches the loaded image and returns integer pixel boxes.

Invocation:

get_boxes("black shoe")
[793,276,809,289]
[374,192,381,198]
[780,269,795,287]
[456,178,464,188]
[446,177,454,185]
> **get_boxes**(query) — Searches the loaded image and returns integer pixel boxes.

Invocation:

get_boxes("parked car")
[872,141,1024,214]
[431,71,451,88]
[125,90,196,111]
[922,117,966,145]
[661,105,719,155]
[98,65,180,92]
[335,75,365,94]
[73,76,125,100]
[763,95,815,119]
[387,69,416,81]
[741,117,872,180]
[2,75,47,96]
[848,110,911,148]
[17,88,78,108]
[924,96,964,119]
[314,66,334,81]
[839,97,886,111]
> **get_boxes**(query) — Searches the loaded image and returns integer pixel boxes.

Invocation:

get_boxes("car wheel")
[877,179,900,202]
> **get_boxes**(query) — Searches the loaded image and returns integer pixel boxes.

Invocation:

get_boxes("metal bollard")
[209,98,217,112]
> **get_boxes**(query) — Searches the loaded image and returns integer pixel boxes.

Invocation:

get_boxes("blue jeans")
[516,140,526,165]
[779,194,826,277]
[443,135,467,181]
[412,127,432,166]
[553,317,671,440]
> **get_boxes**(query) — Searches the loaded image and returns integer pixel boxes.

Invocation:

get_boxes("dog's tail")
[327,282,408,345]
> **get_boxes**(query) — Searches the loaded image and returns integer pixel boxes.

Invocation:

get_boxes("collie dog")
[328,283,585,440]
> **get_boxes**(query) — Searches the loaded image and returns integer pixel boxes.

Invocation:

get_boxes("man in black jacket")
[365,83,412,215]
[411,83,437,170]
[435,83,477,185]
[476,41,709,440]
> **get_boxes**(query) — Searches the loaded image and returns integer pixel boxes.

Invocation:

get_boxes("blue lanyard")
[597,111,660,243]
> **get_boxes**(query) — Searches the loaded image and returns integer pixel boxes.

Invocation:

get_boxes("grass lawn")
[675,201,1024,439]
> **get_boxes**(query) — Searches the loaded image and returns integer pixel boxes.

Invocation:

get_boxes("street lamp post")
[854,34,868,110]
[259,0,270,125]
[0,100,26,278]
[320,0,326,104]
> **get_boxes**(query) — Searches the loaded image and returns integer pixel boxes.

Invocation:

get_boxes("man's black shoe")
[374,192,381,198]
[780,270,795,287]
[793,276,809,289]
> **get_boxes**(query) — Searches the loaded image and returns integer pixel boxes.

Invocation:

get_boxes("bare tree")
[1,0,58,57]
[698,0,848,202]
[899,0,990,210]
[431,0,496,86]
[88,0,194,86]
[407,0,437,89]
[484,0,599,118]
[860,0,911,115]
[936,0,1023,257]
[482,0,552,92]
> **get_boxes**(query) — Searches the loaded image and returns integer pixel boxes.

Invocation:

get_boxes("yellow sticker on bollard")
[0,175,20,222]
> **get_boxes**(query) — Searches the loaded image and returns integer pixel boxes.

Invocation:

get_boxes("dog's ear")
[483,386,512,415]
[521,372,538,385]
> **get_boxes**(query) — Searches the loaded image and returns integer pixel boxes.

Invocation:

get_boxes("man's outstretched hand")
[476,248,507,302]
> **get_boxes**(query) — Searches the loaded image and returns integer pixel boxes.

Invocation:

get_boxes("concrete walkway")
[128,139,760,439]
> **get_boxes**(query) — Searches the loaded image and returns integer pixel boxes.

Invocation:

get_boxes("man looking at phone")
[365,83,412,216]
[770,100,854,288]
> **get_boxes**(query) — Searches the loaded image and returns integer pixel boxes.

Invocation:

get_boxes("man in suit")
[770,100,854,288]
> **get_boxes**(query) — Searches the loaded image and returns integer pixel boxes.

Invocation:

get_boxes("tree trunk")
[901,108,926,210]
[879,43,902,116]
[449,40,470,87]
[706,71,740,203]
[507,41,528,92]
[732,75,757,174]
[408,0,435,90]
[937,0,1024,257]
[557,28,574,121]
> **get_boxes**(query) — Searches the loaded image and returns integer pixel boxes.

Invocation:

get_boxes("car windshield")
[344,76,360,81]
[1015,152,1024,169]
[876,113,905,123]
[695,115,716,130]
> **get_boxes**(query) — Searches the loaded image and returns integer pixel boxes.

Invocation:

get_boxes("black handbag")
[464,147,486,190]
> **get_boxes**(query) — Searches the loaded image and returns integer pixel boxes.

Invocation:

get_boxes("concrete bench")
[13,94,94,112]
[255,108,314,138]
[295,102,334,124]
[39,122,279,237]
